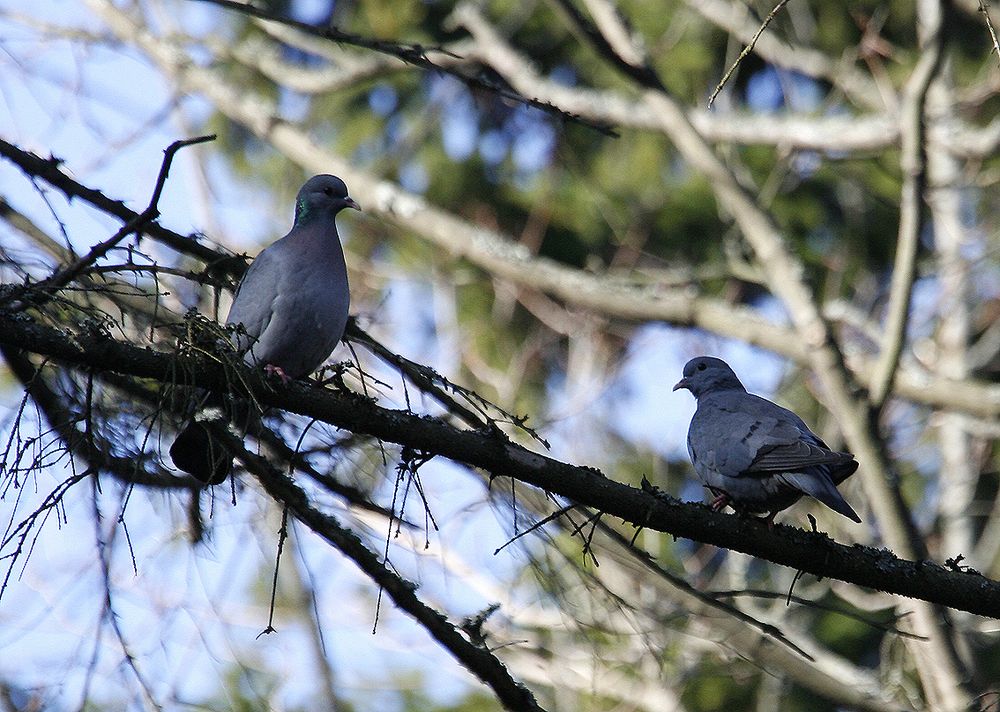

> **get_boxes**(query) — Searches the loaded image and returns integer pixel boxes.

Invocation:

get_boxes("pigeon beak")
[344,197,361,211]
[672,377,689,392]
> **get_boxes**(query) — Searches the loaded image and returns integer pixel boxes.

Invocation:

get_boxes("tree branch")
[685,0,887,110]
[222,431,547,712]
[447,4,899,152]
[5,132,1000,419]
[868,3,946,410]
[3,310,1000,620]
[0,137,238,271]
[3,135,215,312]
[194,0,615,135]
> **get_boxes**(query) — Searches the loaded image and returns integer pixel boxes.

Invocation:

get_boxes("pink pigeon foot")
[709,492,731,512]
[264,364,291,385]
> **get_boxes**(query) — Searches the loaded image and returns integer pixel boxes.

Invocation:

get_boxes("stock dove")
[170,174,359,483]
[673,356,861,524]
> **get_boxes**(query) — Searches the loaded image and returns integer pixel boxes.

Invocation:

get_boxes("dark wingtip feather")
[783,471,862,523]
[831,458,860,485]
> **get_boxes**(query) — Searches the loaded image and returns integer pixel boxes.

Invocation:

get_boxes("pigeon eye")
[323,187,333,196]
[697,362,707,371]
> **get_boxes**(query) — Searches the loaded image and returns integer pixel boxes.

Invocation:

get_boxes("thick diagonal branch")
[3,311,1000,621]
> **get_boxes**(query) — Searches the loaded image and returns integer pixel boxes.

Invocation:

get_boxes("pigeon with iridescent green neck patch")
[170,174,359,484]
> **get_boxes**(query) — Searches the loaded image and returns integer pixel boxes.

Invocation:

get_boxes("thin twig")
[597,521,815,662]
[258,506,290,638]
[41,135,215,292]
[0,137,233,268]
[708,0,792,107]
[221,431,548,712]
[980,0,1000,71]
[1,135,216,312]
[494,503,577,555]
[713,589,928,640]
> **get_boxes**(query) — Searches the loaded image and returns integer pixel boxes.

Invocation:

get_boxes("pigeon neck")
[697,381,746,399]
[294,199,336,228]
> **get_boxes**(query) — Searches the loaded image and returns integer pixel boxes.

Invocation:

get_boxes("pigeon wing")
[226,243,284,351]
[688,394,775,477]
[747,437,855,473]
[732,394,855,474]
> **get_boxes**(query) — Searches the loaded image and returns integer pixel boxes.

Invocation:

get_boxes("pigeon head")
[673,356,746,398]
[294,174,361,226]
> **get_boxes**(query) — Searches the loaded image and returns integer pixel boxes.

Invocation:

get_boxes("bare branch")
[868,1,947,409]
[194,0,616,135]
[686,0,887,110]
[222,430,547,712]
[214,32,475,95]
[2,135,215,312]
[708,0,793,108]
[4,311,1000,620]
[449,4,899,152]
[0,137,237,270]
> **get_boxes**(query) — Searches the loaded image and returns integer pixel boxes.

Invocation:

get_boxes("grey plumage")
[673,356,861,523]
[170,175,358,483]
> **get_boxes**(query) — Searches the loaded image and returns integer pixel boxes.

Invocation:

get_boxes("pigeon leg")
[708,491,731,512]
[264,364,291,385]
[763,511,778,530]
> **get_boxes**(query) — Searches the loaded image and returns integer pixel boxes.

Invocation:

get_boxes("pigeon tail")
[169,421,232,484]
[830,458,860,486]
[782,471,861,522]
[169,391,233,485]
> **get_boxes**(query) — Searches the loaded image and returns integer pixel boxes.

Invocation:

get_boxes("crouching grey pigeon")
[673,356,861,524]
[170,174,359,484]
